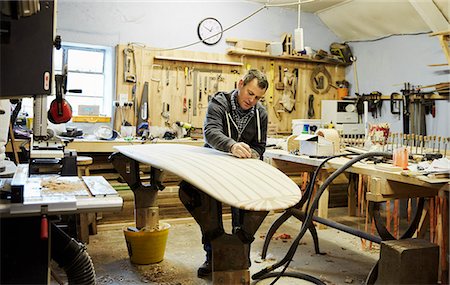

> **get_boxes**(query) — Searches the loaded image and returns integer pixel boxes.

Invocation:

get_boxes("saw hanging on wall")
[123,47,136,83]
[137,81,149,131]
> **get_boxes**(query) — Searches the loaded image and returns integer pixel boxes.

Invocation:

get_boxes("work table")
[0,165,123,216]
[7,137,205,154]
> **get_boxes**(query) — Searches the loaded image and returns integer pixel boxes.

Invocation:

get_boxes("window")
[53,43,113,117]
[20,43,114,119]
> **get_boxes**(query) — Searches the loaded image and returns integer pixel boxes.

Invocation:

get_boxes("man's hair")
[242,69,269,91]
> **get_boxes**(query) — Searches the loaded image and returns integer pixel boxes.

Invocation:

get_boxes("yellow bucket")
[123,223,170,264]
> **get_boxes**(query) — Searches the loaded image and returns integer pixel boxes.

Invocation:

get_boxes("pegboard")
[115,44,347,134]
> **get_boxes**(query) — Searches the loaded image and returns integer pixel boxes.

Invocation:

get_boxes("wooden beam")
[409,0,449,32]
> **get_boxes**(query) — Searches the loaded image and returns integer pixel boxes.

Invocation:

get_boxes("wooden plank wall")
[115,44,346,134]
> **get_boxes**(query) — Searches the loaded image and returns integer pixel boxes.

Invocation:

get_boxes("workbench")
[264,149,448,217]
[263,149,449,283]
[7,137,204,154]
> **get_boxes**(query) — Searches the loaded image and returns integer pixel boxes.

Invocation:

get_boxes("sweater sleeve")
[203,99,236,153]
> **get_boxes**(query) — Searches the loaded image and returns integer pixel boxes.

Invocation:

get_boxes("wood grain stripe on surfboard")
[114,144,301,211]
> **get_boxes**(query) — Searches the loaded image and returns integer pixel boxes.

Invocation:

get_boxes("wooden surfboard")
[114,144,301,212]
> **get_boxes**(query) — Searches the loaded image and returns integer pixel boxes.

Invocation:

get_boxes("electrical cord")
[253,151,391,285]
[129,0,315,52]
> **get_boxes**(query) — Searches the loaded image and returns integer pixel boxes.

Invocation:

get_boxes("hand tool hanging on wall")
[390,92,402,120]
[137,82,149,128]
[151,64,163,92]
[193,71,198,116]
[307,94,315,119]
[188,99,192,123]
[275,66,284,90]
[198,74,203,111]
[183,67,190,113]
[132,84,138,124]
[280,68,295,112]
[123,47,136,83]
[165,67,170,86]
[176,67,181,90]
[401,83,411,134]
[161,102,170,126]
[268,61,275,104]
[368,91,382,118]
[310,65,332,94]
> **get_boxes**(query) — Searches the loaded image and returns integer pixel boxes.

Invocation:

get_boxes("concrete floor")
[81,208,379,285]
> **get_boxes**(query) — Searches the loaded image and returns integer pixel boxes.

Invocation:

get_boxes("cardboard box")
[295,134,334,156]
[268,42,283,56]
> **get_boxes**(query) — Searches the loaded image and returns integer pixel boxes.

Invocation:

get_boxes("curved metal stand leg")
[291,209,322,254]
[367,197,426,284]
[400,197,424,239]
[366,261,379,285]
[370,197,425,241]
[261,210,293,259]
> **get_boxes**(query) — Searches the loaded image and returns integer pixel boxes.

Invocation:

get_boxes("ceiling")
[252,0,450,41]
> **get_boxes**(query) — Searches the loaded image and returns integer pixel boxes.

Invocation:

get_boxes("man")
[198,69,269,277]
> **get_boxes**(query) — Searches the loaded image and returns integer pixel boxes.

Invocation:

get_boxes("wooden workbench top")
[7,137,204,154]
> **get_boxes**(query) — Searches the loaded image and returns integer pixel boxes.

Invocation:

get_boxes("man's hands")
[230,142,259,159]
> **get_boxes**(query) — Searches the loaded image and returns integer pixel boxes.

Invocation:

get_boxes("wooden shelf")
[226,48,351,66]
[380,93,448,101]
[153,55,243,66]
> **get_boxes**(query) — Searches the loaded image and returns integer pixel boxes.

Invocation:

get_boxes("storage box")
[295,134,334,156]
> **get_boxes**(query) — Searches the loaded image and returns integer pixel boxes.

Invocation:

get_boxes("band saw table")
[0,164,123,284]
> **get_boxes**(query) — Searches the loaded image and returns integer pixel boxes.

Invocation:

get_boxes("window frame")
[53,43,114,117]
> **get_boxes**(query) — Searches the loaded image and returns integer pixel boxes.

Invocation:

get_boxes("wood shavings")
[40,177,89,196]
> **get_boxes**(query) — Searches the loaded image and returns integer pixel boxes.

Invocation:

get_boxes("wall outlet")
[119,93,128,106]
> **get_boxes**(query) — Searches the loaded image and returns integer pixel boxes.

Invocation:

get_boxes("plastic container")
[393,147,409,170]
[123,223,170,264]
[292,119,323,135]
[337,87,348,99]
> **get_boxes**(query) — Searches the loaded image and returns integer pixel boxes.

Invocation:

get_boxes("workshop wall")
[346,34,450,137]
[114,45,346,133]
[56,1,344,134]
[56,1,340,53]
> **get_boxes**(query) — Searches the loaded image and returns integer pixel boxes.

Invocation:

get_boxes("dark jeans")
[204,207,241,261]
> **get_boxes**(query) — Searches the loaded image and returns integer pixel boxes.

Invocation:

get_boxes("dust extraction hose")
[51,223,96,285]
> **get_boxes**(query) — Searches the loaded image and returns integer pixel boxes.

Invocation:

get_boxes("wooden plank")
[83,176,118,196]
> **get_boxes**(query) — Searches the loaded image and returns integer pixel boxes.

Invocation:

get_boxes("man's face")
[237,78,266,110]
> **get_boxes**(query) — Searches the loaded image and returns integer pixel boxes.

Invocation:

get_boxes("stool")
[77,156,93,177]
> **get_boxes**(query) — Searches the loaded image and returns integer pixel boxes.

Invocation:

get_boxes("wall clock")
[197,17,223,45]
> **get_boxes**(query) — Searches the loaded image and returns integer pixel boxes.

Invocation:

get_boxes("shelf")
[226,48,350,66]
[153,55,243,66]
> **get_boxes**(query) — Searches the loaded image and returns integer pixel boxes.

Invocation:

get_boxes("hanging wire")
[345,31,431,43]
[129,0,315,52]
